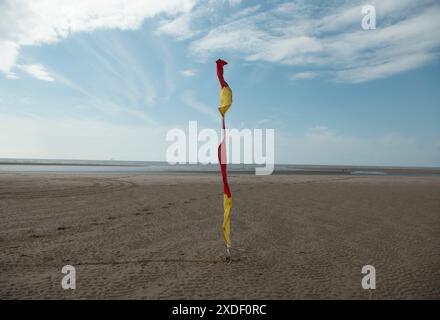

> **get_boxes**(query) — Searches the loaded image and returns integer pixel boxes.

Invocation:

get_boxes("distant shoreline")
[0,159,439,175]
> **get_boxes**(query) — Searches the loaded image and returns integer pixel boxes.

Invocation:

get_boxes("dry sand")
[0,172,439,299]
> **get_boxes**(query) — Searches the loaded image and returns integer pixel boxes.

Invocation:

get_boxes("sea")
[0,159,439,176]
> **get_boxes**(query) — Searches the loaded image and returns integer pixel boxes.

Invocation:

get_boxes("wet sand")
[0,172,439,299]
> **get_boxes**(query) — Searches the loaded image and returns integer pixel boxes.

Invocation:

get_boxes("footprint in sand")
[57,226,71,231]
[161,202,175,209]
[135,208,154,216]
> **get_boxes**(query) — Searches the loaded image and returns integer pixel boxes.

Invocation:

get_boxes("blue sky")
[0,0,439,166]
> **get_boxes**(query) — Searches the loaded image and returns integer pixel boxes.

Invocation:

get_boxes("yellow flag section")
[219,86,232,117]
[222,194,232,248]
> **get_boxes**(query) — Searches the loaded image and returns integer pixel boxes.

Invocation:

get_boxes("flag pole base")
[225,246,232,264]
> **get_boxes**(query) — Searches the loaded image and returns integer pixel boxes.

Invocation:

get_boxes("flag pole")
[216,59,233,264]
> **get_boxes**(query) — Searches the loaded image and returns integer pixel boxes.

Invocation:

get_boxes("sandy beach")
[0,172,439,299]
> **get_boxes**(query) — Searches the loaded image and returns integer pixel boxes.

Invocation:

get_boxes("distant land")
[0,158,439,175]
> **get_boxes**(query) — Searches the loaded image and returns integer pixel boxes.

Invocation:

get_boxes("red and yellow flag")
[216,59,233,250]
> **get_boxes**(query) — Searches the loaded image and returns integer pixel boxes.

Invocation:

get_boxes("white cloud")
[180,69,196,77]
[5,72,19,80]
[227,0,242,6]
[157,14,197,40]
[292,71,317,80]
[0,40,19,74]
[246,36,323,63]
[184,0,440,83]
[156,0,240,42]
[17,64,54,81]
[0,0,197,78]
[336,52,437,83]
[2,0,440,84]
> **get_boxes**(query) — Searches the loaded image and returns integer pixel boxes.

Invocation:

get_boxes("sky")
[0,0,439,167]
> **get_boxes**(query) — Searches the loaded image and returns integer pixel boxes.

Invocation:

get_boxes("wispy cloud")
[181,90,218,123]
[60,34,159,112]
[3,1,438,83]
[157,14,199,40]
[63,79,158,126]
[5,72,19,80]
[49,65,158,126]
[0,40,19,76]
[180,69,196,77]
[0,0,196,78]
[168,0,440,83]
[292,71,317,80]
[17,64,54,81]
